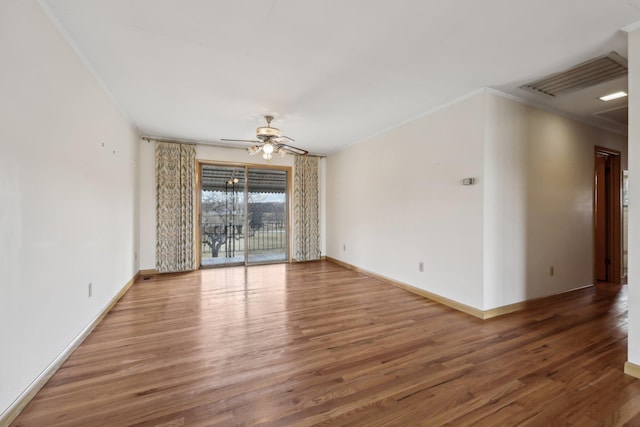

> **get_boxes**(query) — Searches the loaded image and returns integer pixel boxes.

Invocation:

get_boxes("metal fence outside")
[201,221,286,258]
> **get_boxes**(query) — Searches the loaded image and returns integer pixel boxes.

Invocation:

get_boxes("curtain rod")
[141,136,197,146]
[141,135,327,158]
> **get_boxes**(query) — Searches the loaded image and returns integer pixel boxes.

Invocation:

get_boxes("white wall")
[628,26,640,367]
[139,143,328,270]
[326,93,487,309]
[326,90,627,312]
[484,92,627,309]
[0,0,139,418]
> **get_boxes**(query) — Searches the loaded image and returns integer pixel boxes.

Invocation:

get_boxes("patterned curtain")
[294,155,320,261]
[156,142,196,272]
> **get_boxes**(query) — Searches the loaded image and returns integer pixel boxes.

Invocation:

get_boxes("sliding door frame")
[196,160,292,268]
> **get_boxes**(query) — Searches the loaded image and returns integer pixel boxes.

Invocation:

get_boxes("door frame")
[196,160,292,268]
[593,146,622,284]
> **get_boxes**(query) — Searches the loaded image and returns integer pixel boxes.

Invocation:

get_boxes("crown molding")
[484,88,628,137]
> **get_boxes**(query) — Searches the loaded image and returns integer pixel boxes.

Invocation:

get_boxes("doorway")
[594,147,622,283]
[198,163,290,268]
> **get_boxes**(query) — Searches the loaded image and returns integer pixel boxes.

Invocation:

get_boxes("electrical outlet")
[419,262,424,272]
[88,282,93,298]
[343,243,346,251]
[550,266,554,277]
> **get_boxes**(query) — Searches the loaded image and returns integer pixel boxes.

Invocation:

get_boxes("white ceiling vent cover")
[521,52,627,98]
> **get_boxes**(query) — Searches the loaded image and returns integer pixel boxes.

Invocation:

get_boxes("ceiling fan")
[222,115,308,161]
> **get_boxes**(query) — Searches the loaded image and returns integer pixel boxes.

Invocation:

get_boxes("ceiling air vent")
[521,52,627,98]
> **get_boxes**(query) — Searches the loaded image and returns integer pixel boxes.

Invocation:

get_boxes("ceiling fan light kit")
[262,141,274,154]
[222,115,308,163]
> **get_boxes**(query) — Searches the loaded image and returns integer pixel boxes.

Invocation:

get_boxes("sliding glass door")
[247,168,288,264]
[199,164,289,267]
[200,165,246,267]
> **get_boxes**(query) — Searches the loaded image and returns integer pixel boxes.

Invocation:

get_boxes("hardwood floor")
[12,261,640,426]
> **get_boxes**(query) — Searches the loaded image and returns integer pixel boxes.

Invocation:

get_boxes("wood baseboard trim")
[625,361,640,379]
[481,285,594,319]
[325,257,485,319]
[482,303,527,319]
[0,272,139,426]
[325,258,595,320]
[139,269,159,276]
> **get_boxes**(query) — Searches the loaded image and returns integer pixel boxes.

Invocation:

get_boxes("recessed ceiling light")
[599,91,628,102]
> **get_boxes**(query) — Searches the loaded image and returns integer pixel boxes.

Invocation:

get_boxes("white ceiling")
[42,0,640,155]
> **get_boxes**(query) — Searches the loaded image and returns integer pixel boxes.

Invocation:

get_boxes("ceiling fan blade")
[275,135,296,143]
[221,138,261,143]
[279,144,308,155]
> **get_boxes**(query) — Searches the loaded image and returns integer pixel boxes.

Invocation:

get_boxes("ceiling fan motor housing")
[256,126,281,141]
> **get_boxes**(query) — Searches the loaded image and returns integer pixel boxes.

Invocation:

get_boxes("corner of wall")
[626,26,640,366]
[36,0,140,133]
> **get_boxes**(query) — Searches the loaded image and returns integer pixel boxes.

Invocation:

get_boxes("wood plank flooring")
[11,261,640,426]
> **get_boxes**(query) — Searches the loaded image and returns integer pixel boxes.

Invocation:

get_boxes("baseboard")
[482,302,527,319]
[325,257,594,320]
[139,268,159,276]
[481,285,594,319]
[625,361,640,379]
[325,257,485,319]
[0,272,139,426]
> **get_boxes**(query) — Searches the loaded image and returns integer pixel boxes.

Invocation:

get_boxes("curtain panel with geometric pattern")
[155,142,196,273]
[293,155,320,261]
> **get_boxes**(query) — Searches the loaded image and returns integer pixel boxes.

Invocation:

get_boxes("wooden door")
[595,154,608,281]
[594,148,622,283]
